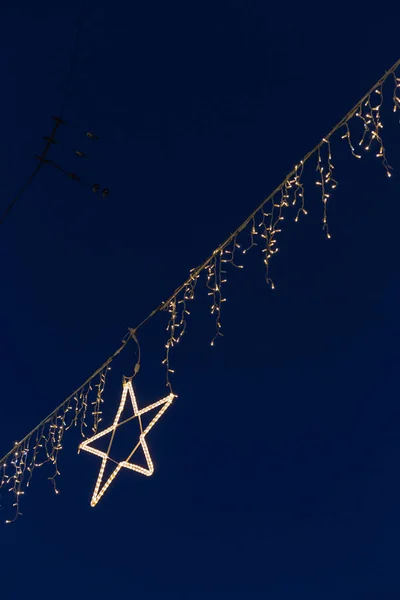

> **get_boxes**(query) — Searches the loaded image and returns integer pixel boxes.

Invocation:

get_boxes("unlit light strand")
[162,275,199,391]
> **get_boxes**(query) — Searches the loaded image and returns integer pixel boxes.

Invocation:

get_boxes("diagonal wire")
[0,165,42,226]
[1,56,399,466]
[130,57,400,334]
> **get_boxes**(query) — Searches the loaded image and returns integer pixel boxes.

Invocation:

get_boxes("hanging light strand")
[0,335,131,521]
[162,275,199,391]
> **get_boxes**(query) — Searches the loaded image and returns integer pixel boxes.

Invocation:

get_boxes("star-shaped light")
[79,380,175,506]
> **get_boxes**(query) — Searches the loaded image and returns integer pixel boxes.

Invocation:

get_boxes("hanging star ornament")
[78,380,175,506]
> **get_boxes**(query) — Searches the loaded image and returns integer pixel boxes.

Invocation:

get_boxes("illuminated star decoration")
[79,380,175,507]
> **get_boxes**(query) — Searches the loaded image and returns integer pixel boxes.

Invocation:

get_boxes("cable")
[1,56,399,466]
[0,118,64,225]
[0,6,87,226]
[0,331,132,466]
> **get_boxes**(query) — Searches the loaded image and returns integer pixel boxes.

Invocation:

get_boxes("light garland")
[0,362,113,522]
[0,57,399,522]
[78,380,175,507]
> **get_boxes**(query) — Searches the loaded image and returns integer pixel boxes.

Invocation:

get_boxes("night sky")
[1,3,400,598]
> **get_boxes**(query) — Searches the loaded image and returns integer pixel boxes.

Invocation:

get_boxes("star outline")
[79,380,175,506]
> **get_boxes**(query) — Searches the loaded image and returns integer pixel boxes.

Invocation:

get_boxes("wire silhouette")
[0,6,87,226]
[34,117,110,196]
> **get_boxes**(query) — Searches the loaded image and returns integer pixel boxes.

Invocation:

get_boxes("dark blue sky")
[1,2,400,598]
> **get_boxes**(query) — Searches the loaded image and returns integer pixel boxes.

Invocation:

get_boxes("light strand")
[1,57,399,520]
[162,275,199,391]
[0,370,113,522]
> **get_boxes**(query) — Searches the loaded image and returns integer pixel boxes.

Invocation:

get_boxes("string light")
[291,161,308,223]
[1,58,399,521]
[162,275,199,391]
[207,252,227,346]
[315,140,338,239]
[78,380,175,507]
[393,73,400,113]
[92,367,110,433]
[258,191,286,289]
[4,440,30,523]
[0,371,112,522]
[241,216,259,254]
[341,122,362,159]
[157,60,400,398]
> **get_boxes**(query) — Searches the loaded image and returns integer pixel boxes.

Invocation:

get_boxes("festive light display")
[0,57,399,522]
[0,360,117,522]
[79,380,175,506]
